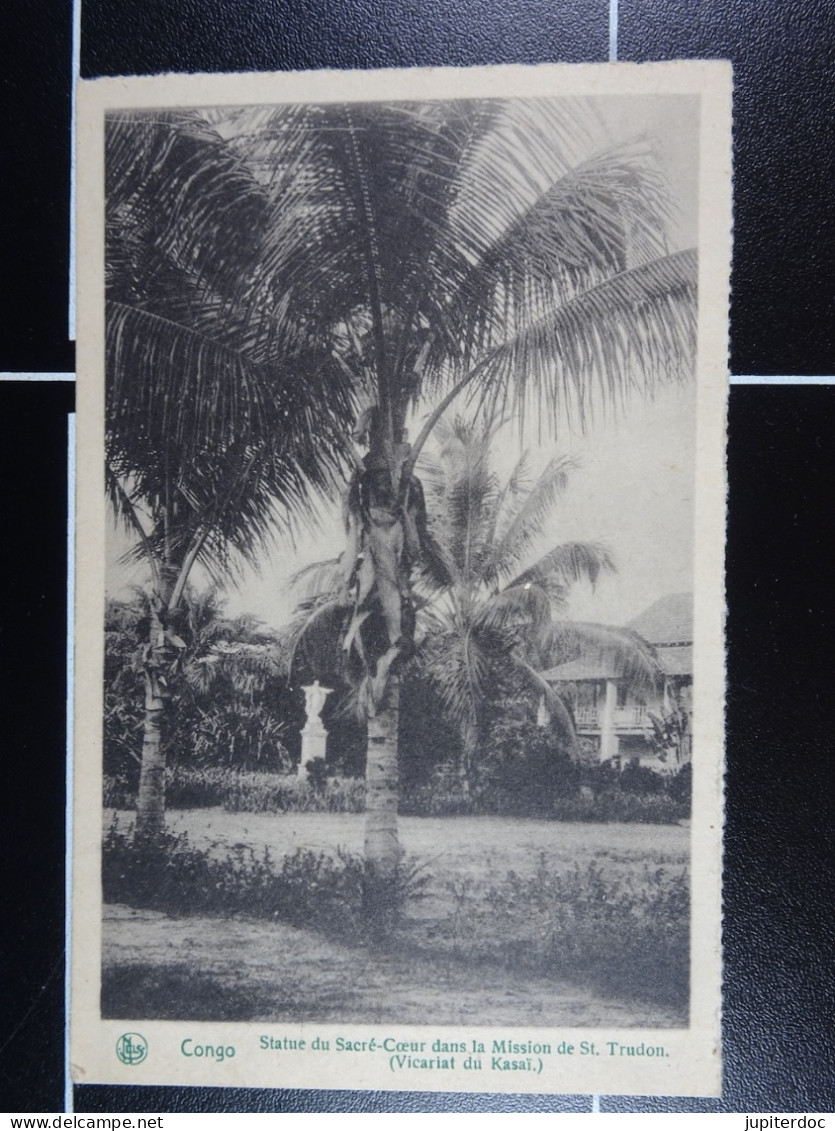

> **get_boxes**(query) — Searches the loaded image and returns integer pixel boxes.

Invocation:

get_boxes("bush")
[618,764,667,796]
[104,757,688,824]
[103,597,298,778]
[477,719,579,816]
[102,821,426,941]
[104,766,366,814]
[551,788,686,824]
[105,766,240,810]
[667,763,692,807]
[222,772,365,814]
[399,766,686,823]
[305,757,329,793]
[166,765,236,808]
[435,855,689,1008]
[399,763,477,816]
[103,772,137,810]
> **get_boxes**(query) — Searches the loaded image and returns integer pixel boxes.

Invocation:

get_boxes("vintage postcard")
[72,61,730,1098]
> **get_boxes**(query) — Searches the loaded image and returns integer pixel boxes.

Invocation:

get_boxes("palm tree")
[413,418,659,793]
[105,110,355,837]
[251,95,696,873]
[288,418,660,812]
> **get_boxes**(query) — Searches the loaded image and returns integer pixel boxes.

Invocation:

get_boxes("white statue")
[302,680,332,725]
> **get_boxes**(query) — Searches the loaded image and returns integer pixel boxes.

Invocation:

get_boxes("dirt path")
[102,904,683,1029]
[103,812,688,1027]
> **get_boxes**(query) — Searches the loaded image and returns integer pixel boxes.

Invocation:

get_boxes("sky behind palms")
[107,377,695,629]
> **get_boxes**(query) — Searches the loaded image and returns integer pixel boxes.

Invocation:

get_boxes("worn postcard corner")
[72,59,731,1098]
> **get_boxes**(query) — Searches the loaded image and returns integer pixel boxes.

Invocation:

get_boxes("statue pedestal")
[298,725,327,777]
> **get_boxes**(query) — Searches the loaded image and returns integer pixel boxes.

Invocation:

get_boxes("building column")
[599,678,620,761]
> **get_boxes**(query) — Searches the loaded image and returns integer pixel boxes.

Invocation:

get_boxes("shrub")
[667,763,692,807]
[104,766,366,814]
[552,788,685,824]
[103,772,137,810]
[477,719,579,816]
[399,763,477,816]
[105,759,686,823]
[398,763,686,823]
[305,757,329,793]
[102,820,425,940]
[166,765,236,808]
[618,764,667,796]
[435,855,689,1008]
[105,766,242,811]
[221,772,365,814]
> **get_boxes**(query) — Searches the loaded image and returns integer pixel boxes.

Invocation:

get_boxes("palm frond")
[418,630,494,739]
[106,109,272,303]
[285,599,351,683]
[511,656,579,748]
[474,249,697,436]
[471,583,553,638]
[444,141,673,362]
[287,558,345,604]
[508,541,615,594]
[541,620,661,695]
[484,455,577,587]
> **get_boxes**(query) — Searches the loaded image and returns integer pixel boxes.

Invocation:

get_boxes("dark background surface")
[2,0,833,1114]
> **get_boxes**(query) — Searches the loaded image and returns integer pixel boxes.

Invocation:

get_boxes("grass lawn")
[102,809,689,1029]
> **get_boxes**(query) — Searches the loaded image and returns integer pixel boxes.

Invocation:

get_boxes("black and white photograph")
[72,62,729,1096]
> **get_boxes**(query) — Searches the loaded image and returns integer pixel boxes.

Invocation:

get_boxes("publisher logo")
[116,1032,148,1065]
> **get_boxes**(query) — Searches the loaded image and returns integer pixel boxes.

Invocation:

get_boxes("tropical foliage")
[291,420,661,799]
[249,96,698,869]
[106,96,697,865]
[414,418,661,790]
[105,110,355,833]
[104,594,295,801]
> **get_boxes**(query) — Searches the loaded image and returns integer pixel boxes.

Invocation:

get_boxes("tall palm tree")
[105,110,355,837]
[246,96,696,873]
[110,97,697,864]
[414,418,659,792]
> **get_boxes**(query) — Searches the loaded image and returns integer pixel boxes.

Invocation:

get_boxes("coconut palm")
[105,110,355,836]
[249,95,696,873]
[287,419,660,804]
[414,418,659,793]
[109,97,697,864]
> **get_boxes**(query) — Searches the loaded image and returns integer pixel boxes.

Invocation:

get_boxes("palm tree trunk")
[364,673,401,876]
[135,577,176,840]
[136,665,167,839]
[459,719,479,798]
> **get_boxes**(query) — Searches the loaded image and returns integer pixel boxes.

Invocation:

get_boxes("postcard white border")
[72,60,731,1098]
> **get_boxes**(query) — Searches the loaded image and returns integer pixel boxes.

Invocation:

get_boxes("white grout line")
[729,375,835,385]
[0,372,75,381]
[609,0,618,62]
[64,413,76,1115]
[69,0,81,342]
[40,5,835,1110]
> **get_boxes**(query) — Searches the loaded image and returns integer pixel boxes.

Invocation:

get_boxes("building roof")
[627,592,692,646]
[541,656,621,682]
[656,643,692,677]
[544,593,693,683]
